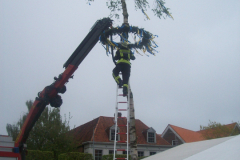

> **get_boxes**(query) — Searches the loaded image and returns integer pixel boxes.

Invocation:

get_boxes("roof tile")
[71,116,170,145]
[169,124,205,142]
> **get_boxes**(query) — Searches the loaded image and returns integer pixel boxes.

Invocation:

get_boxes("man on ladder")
[112,41,135,96]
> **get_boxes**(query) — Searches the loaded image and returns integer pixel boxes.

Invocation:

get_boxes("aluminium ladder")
[113,77,130,160]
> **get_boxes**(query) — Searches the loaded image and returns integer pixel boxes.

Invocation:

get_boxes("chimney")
[118,112,122,118]
[114,112,122,118]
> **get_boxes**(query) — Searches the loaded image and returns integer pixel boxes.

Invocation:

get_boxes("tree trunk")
[121,0,129,25]
[129,85,138,160]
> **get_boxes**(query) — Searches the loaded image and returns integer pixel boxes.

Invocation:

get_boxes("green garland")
[99,24,158,56]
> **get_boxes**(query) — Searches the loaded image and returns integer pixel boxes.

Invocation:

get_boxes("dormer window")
[172,140,179,145]
[147,127,156,143]
[110,125,119,141]
[148,132,155,142]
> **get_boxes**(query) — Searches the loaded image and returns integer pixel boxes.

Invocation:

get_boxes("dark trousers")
[112,63,131,86]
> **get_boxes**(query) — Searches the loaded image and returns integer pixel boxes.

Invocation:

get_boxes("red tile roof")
[168,124,205,143]
[197,123,239,139]
[162,123,239,144]
[71,116,170,146]
[71,117,99,144]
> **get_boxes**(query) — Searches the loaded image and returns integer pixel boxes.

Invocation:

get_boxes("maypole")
[120,1,137,159]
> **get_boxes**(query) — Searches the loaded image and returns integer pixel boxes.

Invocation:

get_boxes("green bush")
[58,152,93,160]
[26,150,54,160]
[102,154,131,160]
[102,154,148,160]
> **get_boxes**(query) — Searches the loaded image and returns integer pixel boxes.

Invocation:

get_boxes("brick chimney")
[114,112,122,118]
[118,112,122,118]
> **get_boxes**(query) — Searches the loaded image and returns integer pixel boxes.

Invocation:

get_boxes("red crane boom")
[10,18,112,160]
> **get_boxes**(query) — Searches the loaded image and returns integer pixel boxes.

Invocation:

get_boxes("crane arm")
[14,18,112,159]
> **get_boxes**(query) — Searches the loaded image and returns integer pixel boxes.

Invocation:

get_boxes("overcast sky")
[1,0,240,136]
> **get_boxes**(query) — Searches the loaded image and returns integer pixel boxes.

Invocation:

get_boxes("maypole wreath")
[98,0,174,57]
[99,24,158,57]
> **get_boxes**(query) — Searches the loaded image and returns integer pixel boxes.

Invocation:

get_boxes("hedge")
[26,150,54,160]
[58,152,93,160]
[102,154,148,160]
[102,154,130,160]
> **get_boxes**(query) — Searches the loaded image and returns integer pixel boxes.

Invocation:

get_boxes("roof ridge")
[91,116,101,141]
[99,115,140,121]
[225,122,237,126]
[196,122,238,132]
[72,117,99,131]
[169,124,197,132]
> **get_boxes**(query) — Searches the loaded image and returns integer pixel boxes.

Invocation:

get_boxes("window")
[138,151,144,157]
[110,125,119,141]
[110,129,119,141]
[172,140,179,145]
[148,132,155,143]
[150,152,156,155]
[146,127,156,143]
[95,150,102,160]
[109,150,115,155]
[123,151,130,155]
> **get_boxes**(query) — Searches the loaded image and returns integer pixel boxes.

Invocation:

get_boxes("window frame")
[147,132,156,143]
[109,125,120,141]
[109,150,116,155]
[95,149,102,160]
[172,140,179,145]
[146,127,156,143]
[138,151,144,157]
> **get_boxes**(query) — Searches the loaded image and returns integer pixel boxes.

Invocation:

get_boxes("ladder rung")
[117,132,126,135]
[118,109,127,111]
[116,149,126,151]
[118,94,124,96]
[117,141,127,143]
[118,125,126,127]
[116,158,126,160]
[118,102,127,103]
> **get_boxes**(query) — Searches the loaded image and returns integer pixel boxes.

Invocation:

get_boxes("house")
[161,123,240,146]
[197,122,240,139]
[71,114,239,160]
[143,135,240,160]
[71,114,172,159]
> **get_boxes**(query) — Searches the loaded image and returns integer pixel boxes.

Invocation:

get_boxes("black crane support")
[63,18,112,68]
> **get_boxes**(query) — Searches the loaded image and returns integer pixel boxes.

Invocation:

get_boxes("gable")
[161,125,185,144]
[233,123,240,133]
[147,127,156,133]
[162,124,205,144]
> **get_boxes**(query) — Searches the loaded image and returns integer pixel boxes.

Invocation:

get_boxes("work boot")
[123,85,128,97]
